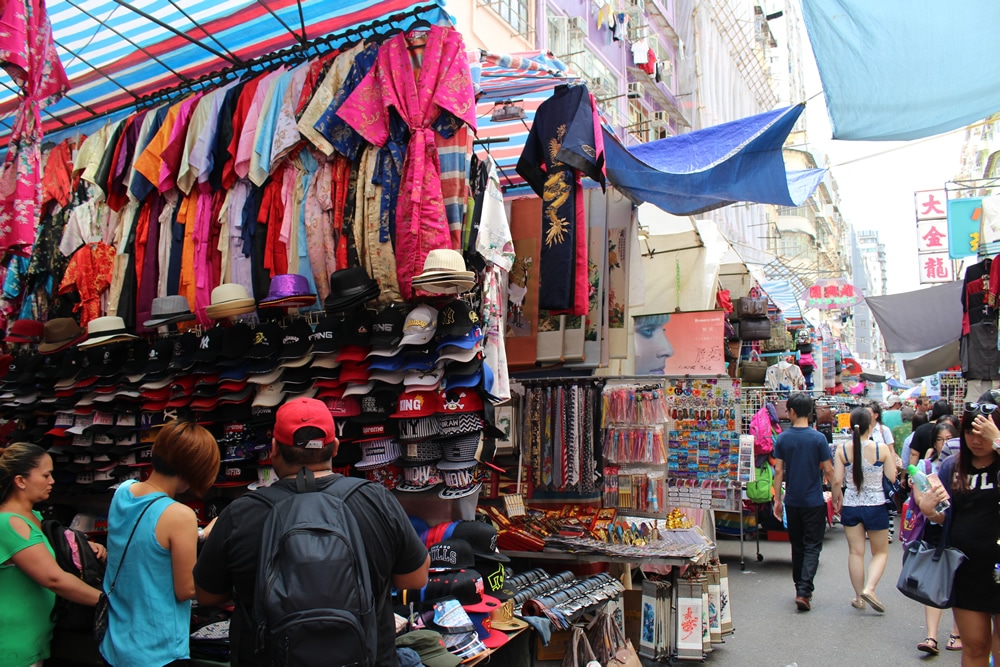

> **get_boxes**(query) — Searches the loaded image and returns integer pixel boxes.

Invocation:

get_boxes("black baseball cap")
[121,339,151,376]
[279,319,314,360]
[166,333,199,372]
[437,301,481,338]
[352,389,398,424]
[247,322,282,360]
[144,339,175,375]
[218,323,253,365]
[88,343,130,378]
[340,308,373,347]
[310,314,341,354]
[194,326,226,364]
[429,538,476,572]
[371,305,405,348]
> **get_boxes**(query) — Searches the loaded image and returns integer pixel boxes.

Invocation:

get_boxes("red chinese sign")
[801,278,861,310]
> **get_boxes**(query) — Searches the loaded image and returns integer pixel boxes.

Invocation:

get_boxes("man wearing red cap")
[194,397,429,666]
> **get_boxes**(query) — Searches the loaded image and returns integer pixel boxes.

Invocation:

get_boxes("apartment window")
[628,100,650,143]
[778,233,813,260]
[482,0,530,36]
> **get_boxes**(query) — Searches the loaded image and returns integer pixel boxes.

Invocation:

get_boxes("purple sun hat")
[259,274,317,308]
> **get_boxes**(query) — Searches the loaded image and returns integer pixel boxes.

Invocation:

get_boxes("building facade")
[852,229,889,367]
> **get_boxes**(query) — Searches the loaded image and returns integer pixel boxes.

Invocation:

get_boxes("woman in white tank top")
[833,407,896,613]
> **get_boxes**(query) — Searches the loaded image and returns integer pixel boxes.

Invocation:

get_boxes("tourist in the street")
[908,400,953,466]
[833,407,895,613]
[772,392,842,611]
[912,421,961,655]
[915,400,1000,666]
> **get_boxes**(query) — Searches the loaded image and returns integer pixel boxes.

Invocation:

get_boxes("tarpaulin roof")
[602,104,827,215]
[760,280,804,325]
[0,0,449,141]
[865,281,962,354]
[801,0,1000,141]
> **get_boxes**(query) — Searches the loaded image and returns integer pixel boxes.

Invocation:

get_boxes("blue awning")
[802,0,1000,141]
[603,105,826,215]
[760,280,804,325]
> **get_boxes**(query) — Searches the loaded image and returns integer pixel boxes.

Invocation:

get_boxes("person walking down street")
[912,421,962,655]
[834,407,895,613]
[916,398,1000,667]
[908,400,953,466]
[0,443,104,667]
[772,392,843,611]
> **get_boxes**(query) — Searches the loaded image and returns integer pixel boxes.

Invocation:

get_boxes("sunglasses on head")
[964,402,999,415]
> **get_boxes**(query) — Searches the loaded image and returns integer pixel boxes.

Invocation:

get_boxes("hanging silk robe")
[337,26,476,300]
[516,84,606,316]
[0,0,69,254]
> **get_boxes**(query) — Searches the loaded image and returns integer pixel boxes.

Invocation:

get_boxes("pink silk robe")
[337,26,476,299]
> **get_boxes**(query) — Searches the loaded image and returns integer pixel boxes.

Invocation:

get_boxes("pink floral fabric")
[0,0,69,254]
[337,26,476,299]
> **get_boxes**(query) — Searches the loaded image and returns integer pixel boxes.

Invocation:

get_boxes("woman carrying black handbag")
[915,398,1000,667]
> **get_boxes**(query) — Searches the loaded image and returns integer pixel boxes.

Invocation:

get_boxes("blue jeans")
[785,504,827,598]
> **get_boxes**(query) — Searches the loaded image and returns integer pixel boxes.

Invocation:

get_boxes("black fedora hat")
[324,268,380,313]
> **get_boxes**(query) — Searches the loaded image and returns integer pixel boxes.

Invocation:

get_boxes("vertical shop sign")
[917,220,949,252]
[915,187,957,283]
[946,197,983,259]
[919,252,954,283]
[915,189,947,220]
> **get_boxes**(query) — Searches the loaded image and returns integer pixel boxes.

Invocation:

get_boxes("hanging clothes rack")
[44,3,443,135]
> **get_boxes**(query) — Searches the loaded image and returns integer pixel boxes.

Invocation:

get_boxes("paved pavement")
[704,522,964,667]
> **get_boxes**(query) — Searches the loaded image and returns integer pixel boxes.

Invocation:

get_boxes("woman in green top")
[0,442,104,667]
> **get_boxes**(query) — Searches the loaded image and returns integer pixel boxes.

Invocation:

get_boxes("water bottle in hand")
[908,464,950,513]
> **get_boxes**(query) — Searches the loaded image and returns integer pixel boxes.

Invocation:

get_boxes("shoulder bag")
[895,503,966,609]
[94,496,169,642]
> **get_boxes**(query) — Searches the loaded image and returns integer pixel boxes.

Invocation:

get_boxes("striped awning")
[760,279,804,325]
[0,0,449,143]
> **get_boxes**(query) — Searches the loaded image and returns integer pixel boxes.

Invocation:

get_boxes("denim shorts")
[840,504,890,531]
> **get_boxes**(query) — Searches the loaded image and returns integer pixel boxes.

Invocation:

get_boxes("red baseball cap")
[274,397,337,448]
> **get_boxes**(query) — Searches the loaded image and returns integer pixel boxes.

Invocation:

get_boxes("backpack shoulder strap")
[319,474,371,504]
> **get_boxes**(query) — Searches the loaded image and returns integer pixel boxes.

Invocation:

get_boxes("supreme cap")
[273,397,336,448]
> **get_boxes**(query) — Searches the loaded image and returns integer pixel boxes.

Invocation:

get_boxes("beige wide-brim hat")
[78,316,138,349]
[206,284,257,320]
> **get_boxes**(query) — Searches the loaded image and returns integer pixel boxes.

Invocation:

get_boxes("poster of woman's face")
[633,311,726,376]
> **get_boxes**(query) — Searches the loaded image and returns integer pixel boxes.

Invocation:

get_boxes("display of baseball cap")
[354,438,401,470]
[78,316,138,349]
[404,440,444,462]
[259,274,316,309]
[404,366,445,391]
[190,326,224,366]
[394,630,461,667]
[353,390,398,424]
[437,344,482,365]
[361,462,403,490]
[436,301,480,339]
[278,319,314,360]
[429,538,477,572]
[252,383,287,408]
[370,305,405,348]
[392,390,442,419]
[440,629,487,661]
[217,323,253,365]
[437,413,484,437]
[86,342,130,378]
[323,395,361,419]
[450,520,509,563]
[398,416,442,442]
[396,462,444,493]
[343,381,375,397]
[438,465,482,500]
[436,326,484,351]
[165,333,199,372]
[438,388,484,415]
[475,560,515,602]
[339,308,373,347]
[339,362,370,385]
[38,318,86,354]
[272,397,337,448]
[467,612,510,650]
[142,339,174,376]
[338,345,370,364]
[325,267,380,312]
[489,599,527,632]
[422,570,501,613]
[205,283,256,320]
[215,460,258,487]
[143,295,196,328]
[400,304,439,346]
[310,313,342,354]
[435,433,481,467]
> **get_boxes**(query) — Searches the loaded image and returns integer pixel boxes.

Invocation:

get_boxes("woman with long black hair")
[833,407,896,613]
[917,400,1000,666]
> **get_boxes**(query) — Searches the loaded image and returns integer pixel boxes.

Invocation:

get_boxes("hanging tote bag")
[896,508,966,609]
[586,611,642,667]
[739,351,767,386]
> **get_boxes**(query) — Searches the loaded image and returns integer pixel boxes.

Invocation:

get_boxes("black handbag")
[736,296,768,318]
[739,317,771,341]
[95,497,168,642]
[896,508,966,609]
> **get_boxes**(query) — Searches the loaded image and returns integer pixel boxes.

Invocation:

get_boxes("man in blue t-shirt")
[772,392,842,611]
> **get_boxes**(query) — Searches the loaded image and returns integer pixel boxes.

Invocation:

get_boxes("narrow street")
[706,524,964,666]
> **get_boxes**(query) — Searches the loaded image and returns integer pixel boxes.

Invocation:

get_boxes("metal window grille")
[481,0,530,36]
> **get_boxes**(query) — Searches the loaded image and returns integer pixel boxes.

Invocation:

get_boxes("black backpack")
[251,469,377,667]
[41,519,106,630]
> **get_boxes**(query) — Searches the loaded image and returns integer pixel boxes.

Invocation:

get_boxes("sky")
[795,28,967,298]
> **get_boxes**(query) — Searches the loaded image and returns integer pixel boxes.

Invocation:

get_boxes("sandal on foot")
[850,598,866,609]
[860,591,885,613]
[946,634,962,651]
[918,638,939,655]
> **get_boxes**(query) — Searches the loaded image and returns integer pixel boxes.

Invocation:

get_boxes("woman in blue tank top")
[100,420,219,667]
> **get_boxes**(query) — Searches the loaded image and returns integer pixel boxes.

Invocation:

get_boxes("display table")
[464,626,531,666]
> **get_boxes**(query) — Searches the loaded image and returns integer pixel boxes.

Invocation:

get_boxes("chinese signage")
[947,197,982,259]
[801,278,860,310]
[919,252,955,283]
[915,188,955,284]
[915,189,947,220]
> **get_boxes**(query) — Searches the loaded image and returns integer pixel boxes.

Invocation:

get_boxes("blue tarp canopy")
[603,105,826,215]
[801,0,1000,141]
[760,280,804,325]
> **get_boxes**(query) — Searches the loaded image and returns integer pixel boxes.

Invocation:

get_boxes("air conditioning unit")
[627,82,642,98]
[627,0,645,10]
[652,111,668,125]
